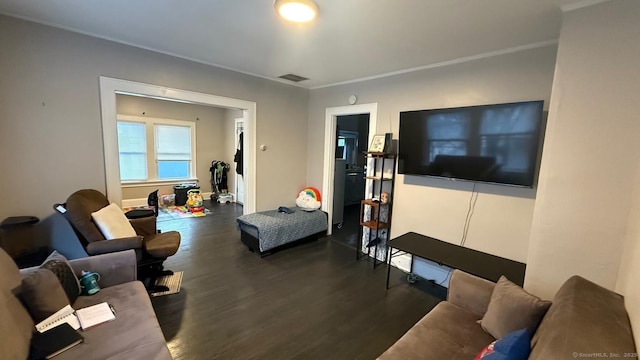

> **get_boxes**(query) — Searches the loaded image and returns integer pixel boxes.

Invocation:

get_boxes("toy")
[186,189,204,213]
[295,187,321,211]
[217,192,233,204]
[159,194,175,208]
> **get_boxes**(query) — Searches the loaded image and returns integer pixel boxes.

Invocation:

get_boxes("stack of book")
[30,302,116,358]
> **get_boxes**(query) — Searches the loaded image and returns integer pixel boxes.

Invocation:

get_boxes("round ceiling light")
[274,0,318,23]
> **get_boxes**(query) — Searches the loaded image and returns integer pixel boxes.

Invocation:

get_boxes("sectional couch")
[378,269,637,359]
[0,247,172,360]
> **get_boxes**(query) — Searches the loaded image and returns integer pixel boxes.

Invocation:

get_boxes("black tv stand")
[386,232,526,289]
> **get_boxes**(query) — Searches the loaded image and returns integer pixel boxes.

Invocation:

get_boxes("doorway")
[321,103,378,236]
[99,76,257,215]
[332,114,370,248]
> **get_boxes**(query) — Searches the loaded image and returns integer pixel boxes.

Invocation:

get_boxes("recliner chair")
[54,189,180,292]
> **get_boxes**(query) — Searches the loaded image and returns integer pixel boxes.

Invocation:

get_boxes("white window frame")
[117,114,197,186]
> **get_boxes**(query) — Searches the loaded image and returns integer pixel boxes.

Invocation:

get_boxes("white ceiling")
[0,0,601,89]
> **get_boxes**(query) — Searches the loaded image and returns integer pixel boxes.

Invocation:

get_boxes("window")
[155,125,192,179]
[117,115,196,183]
[117,121,147,181]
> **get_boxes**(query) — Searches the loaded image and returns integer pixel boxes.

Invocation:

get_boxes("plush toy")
[296,187,321,211]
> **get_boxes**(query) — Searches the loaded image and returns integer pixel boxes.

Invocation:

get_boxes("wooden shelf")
[360,220,389,229]
[365,152,395,159]
[361,199,380,206]
[365,176,393,181]
[361,199,391,207]
[357,150,396,268]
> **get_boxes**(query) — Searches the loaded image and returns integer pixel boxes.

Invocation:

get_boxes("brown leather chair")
[55,189,180,292]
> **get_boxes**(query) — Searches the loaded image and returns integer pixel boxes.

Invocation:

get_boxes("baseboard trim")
[122,198,147,208]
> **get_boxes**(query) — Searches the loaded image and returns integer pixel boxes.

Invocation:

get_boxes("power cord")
[460,182,478,247]
[407,269,451,286]
[436,269,452,286]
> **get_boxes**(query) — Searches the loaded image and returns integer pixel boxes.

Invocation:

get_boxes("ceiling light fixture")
[274,0,318,23]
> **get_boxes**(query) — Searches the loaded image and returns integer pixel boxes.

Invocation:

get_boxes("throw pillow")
[91,203,137,239]
[41,251,81,303]
[480,276,551,339]
[20,268,70,322]
[475,329,531,360]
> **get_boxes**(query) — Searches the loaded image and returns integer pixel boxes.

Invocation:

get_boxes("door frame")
[322,103,378,235]
[234,118,245,205]
[99,76,257,215]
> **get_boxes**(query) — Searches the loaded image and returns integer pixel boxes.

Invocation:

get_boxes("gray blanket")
[236,207,328,252]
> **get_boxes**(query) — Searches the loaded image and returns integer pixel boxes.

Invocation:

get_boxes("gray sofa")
[0,247,172,360]
[378,269,637,359]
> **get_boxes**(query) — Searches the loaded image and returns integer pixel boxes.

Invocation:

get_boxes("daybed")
[378,269,637,359]
[1,247,172,360]
[237,207,327,256]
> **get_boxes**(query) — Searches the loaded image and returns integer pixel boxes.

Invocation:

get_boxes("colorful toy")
[296,187,321,211]
[186,189,204,213]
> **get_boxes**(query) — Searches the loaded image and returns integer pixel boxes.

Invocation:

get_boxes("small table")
[1,216,47,268]
[386,232,526,288]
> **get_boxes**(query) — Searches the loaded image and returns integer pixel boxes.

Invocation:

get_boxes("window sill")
[121,178,199,188]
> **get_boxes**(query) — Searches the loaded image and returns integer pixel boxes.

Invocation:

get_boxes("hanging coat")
[234,132,244,176]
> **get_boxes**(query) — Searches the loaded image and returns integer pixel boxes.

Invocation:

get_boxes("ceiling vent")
[278,73,309,82]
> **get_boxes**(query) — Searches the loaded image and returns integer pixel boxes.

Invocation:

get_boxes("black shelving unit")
[357,152,396,268]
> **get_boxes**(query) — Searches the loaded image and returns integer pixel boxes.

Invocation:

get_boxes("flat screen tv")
[398,100,545,187]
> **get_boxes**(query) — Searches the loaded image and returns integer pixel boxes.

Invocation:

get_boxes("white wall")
[525,0,640,300]
[617,161,640,346]
[0,14,309,221]
[308,46,557,263]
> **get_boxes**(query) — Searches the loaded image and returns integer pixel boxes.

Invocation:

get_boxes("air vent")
[278,73,309,82]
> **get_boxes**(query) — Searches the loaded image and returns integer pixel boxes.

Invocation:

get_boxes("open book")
[35,303,116,333]
[75,302,116,330]
[36,305,80,333]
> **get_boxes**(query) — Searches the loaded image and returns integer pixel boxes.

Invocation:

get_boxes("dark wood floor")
[153,201,444,360]
[331,204,361,249]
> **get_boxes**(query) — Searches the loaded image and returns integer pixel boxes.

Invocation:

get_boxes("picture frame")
[369,133,392,153]
[369,134,387,152]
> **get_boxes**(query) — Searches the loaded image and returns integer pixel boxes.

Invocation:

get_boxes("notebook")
[35,305,80,333]
[29,322,84,359]
[75,302,116,330]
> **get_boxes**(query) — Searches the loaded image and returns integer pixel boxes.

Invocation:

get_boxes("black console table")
[386,232,526,288]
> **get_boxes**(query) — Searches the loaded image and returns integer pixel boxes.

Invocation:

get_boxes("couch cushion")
[21,268,70,322]
[53,281,171,360]
[530,275,637,360]
[378,301,495,360]
[480,276,551,339]
[41,250,81,303]
[0,247,34,360]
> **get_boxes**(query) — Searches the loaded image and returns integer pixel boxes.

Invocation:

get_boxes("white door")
[234,118,245,205]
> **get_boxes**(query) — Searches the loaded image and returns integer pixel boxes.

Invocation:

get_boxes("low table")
[386,232,526,288]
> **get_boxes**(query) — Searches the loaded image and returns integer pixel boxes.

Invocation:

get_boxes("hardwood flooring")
[153,201,444,360]
[331,204,361,249]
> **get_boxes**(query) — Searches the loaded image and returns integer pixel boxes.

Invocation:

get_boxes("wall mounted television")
[398,100,545,187]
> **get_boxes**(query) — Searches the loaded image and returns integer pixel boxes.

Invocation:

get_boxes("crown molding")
[311,39,558,90]
[561,0,613,12]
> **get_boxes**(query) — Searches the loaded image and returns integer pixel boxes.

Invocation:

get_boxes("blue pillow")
[495,329,531,359]
[482,353,508,360]
[476,329,531,360]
